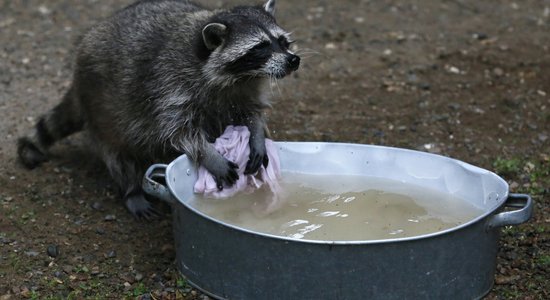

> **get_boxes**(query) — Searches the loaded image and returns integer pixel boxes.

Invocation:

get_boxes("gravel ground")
[1,0,548,299]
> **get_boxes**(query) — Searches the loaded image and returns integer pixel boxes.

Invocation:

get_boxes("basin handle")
[142,164,175,204]
[487,193,533,229]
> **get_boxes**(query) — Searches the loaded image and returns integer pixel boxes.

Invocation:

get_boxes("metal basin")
[143,142,532,300]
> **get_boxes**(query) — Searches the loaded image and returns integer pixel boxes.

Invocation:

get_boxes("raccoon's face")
[201,0,300,84]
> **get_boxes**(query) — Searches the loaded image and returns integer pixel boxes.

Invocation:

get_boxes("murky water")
[189,173,483,241]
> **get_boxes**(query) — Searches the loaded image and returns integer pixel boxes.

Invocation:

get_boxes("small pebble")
[25,250,39,257]
[91,202,104,211]
[419,83,430,90]
[472,32,488,40]
[324,42,336,50]
[38,5,51,15]
[120,273,135,284]
[505,251,518,260]
[20,288,30,298]
[527,123,538,130]
[422,143,442,154]
[423,143,435,150]
[448,102,461,110]
[104,214,116,221]
[0,237,13,244]
[95,228,106,235]
[91,266,100,276]
[163,271,173,280]
[135,273,144,282]
[493,67,504,77]
[161,243,174,253]
[151,273,162,282]
[372,130,384,138]
[495,275,520,285]
[47,245,59,258]
[473,107,485,114]
[105,250,116,258]
[448,66,461,74]
[62,265,73,274]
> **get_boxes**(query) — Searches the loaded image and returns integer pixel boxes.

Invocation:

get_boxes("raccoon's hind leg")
[100,147,158,219]
[18,86,83,168]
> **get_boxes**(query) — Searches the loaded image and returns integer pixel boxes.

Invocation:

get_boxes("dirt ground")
[1,0,548,299]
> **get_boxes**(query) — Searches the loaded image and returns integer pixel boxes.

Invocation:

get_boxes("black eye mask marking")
[224,41,273,74]
[251,40,271,51]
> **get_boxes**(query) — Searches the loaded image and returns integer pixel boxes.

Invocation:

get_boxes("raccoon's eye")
[251,41,271,51]
[278,36,292,49]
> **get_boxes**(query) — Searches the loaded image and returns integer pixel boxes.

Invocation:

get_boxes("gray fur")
[17,0,300,218]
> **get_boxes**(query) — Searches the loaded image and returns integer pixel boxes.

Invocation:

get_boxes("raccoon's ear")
[202,23,227,50]
[264,0,276,16]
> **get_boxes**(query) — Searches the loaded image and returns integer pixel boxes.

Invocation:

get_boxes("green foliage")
[493,158,522,177]
[132,282,148,297]
[30,291,39,300]
[536,255,550,267]
[177,277,189,289]
[74,265,89,273]
[493,156,549,196]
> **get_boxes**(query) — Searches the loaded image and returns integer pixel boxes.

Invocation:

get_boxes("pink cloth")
[193,126,281,199]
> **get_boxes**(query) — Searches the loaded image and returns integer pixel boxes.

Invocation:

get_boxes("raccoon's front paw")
[124,193,159,220]
[17,137,48,169]
[245,144,268,175]
[211,160,239,190]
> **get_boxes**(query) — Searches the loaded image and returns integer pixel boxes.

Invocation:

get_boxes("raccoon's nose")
[288,54,300,71]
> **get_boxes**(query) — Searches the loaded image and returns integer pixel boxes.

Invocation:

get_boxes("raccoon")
[17,0,300,218]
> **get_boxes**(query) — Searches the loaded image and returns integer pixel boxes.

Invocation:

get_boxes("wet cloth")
[193,125,281,199]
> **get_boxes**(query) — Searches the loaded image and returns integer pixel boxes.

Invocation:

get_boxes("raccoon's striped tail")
[17,87,84,169]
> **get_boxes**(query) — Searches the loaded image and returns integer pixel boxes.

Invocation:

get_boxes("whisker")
[274,76,282,96]
[294,49,323,59]
[295,47,321,55]
[295,53,317,60]
[269,75,276,96]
